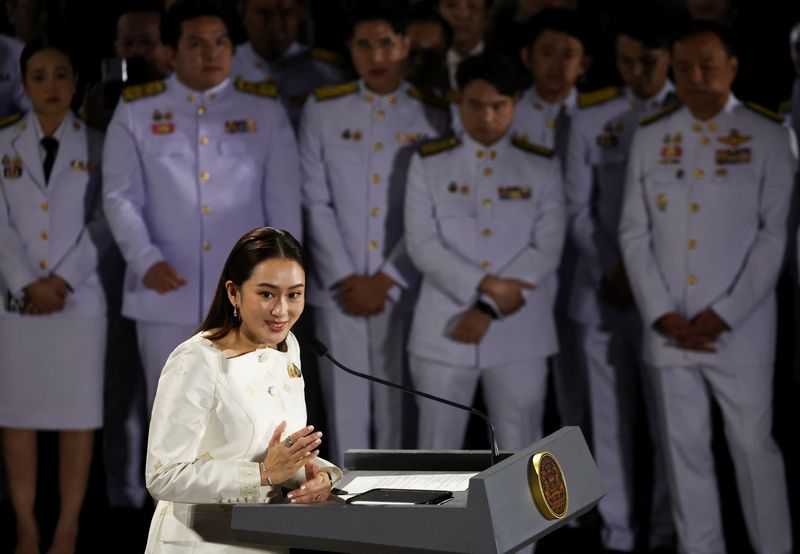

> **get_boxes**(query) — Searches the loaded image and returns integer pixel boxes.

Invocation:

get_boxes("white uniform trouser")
[410,355,549,451]
[314,304,408,466]
[651,362,791,554]
[581,320,673,551]
[137,321,197,415]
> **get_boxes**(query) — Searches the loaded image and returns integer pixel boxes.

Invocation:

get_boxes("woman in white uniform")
[0,36,109,554]
[145,227,342,553]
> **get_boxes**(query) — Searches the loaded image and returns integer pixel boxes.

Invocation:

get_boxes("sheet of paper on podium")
[342,472,478,498]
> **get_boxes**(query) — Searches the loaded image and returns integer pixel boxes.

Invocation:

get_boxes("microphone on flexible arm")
[303,336,500,467]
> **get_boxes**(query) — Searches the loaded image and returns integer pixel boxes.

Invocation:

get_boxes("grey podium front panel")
[231,426,604,553]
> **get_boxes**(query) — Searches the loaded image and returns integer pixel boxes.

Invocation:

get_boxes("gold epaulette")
[578,86,622,109]
[511,136,555,158]
[639,103,680,126]
[745,101,784,124]
[313,81,358,101]
[234,78,279,98]
[122,80,166,102]
[418,136,460,157]
[310,48,343,66]
[0,112,23,129]
[407,87,449,110]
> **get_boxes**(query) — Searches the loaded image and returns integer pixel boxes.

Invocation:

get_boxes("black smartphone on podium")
[346,488,453,505]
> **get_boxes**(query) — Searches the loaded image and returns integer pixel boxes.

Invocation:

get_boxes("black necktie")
[554,105,570,173]
[41,137,58,184]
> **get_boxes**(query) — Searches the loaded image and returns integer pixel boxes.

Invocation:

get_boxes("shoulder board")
[778,98,792,115]
[0,112,23,129]
[234,78,279,98]
[745,101,784,124]
[313,81,358,101]
[578,86,622,109]
[407,87,449,110]
[309,48,343,66]
[511,136,555,158]
[122,80,166,102]
[418,137,460,157]
[639,103,680,126]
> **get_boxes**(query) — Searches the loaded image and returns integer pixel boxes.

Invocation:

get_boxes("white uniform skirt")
[0,314,106,429]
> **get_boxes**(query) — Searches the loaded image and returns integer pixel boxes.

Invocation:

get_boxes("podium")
[231,426,604,553]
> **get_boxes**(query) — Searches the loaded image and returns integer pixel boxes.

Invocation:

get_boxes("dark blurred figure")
[231,0,349,129]
[437,0,491,88]
[405,0,452,96]
[0,0,46,118]
[791,21,800,138]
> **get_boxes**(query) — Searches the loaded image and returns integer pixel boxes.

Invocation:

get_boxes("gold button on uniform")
[689,202,700,213]
[481,261,491,270]
[374,142,383,152]
[368,240,378,250]
[476,150,484,159]
[186,94,195,102]
[483,167,493,176]
[482,228,492,237]
[199,137,209,145]
[687,275,697,285]
[39,231,48,240]
[371,174,381,184]
[692,123,702,132]
[482,197,493,207]
[694,169,704,179]
[388,95,397,105]
[546,118,555,129]
[687,239,697,250]
[202,205,212,214]
[40,202,48,212]
[370,207,380,217]
[197,106,206,115]
[39,260,48,270]
[700,136,710,145]
[200,171,210,181]
[203,242,211,251]
[708,122,718,132]
[375,110,385,119]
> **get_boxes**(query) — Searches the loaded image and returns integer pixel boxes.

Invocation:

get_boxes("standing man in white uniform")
[565,13,676,553]
[619,20,795,554]
[405,52,565,451]
[103,0,301,503]
[300,3,450,464]
[513,7,591,432]
[231,0,349,129]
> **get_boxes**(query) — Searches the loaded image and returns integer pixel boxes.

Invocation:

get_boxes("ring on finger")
[284,437,294,448]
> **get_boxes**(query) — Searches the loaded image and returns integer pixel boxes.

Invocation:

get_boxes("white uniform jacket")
[405,133,566,367]
[103,75,301,326]
[0,111,108,317]
[299,80,450,308]
[619,96,798,367]
[145,332,341,553]
[565,84,675,324]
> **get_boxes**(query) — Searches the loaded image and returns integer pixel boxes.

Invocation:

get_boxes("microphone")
[304,336,500,467]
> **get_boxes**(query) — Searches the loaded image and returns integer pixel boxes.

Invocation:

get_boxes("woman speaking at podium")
[144,227,342,553]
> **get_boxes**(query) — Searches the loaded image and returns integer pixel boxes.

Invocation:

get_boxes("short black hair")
[456,52,521,96]
[161,0,235,49]
[409,0,453,51]
[671,19,738,56]
[614,5,676,51]
[20,32,77,76]
[522,7,587,51]
[346,1,408,41]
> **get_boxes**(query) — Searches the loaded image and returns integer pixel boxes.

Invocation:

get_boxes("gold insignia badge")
[70,160,90,171]
[287,362,302,379]
[715,148,751,165]
[498,186,532,200]
[460,184,471,196]
[3,155,22,179]
[717,128,751,146]
[395,132,426,144]
[529,452,568,520]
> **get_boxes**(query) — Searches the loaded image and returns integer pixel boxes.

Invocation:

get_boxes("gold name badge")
[529,451,568,519]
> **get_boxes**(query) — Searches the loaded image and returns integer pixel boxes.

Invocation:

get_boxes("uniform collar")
[357,79,408,106]
[169,73,231,105]
[32,110,69,143]
[681,93,739,131]
[528,86,578,116]
[460,130,505,161]
[624,81,675,112]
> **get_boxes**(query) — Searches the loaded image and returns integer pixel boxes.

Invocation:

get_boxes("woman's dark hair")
[198,227,306,342]
[456,52,521,96]
[345,0,408,41]
[20,33,77,77]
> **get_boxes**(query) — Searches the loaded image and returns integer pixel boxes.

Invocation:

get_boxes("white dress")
[144,331,341,553]
[0,111,107,429]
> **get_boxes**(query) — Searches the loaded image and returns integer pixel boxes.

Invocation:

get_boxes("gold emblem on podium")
[529,451,568,519]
